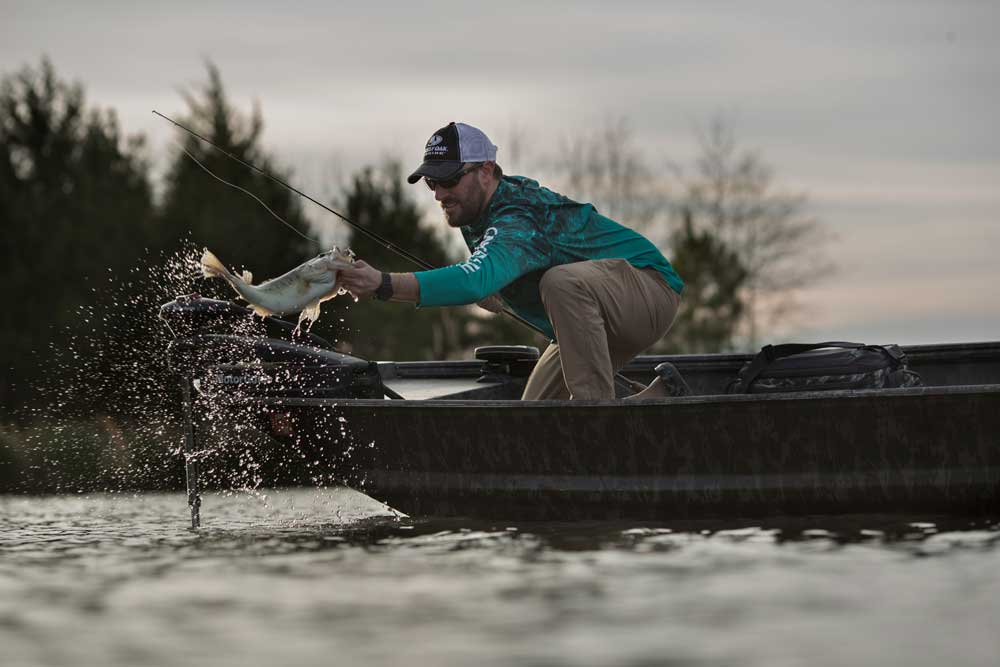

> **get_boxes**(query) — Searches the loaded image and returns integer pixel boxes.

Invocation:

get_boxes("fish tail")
[200,248,238,282]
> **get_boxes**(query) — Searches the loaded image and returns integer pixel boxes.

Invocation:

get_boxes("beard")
[440,181,486,228]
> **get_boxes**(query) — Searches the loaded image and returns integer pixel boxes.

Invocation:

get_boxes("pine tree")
[0,58,156,414]
[158,63,312,283]
[653,210,748,353]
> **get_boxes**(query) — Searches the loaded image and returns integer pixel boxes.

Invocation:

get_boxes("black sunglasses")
[425,165,479,191]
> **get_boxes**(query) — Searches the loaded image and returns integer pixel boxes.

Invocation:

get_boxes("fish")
[200,247,355,325]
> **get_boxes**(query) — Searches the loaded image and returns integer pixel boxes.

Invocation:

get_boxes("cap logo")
[424,133,452,159]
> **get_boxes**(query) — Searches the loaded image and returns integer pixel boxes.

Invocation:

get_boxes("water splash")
[3,241,363,500]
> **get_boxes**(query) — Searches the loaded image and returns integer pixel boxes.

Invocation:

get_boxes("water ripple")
[1,489,998,667]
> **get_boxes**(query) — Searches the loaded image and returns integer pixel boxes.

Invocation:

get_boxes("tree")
[654,210,748,353]
[551,118,667,235]
[0,58,156,414]
[158,63,312,282]
[672,120,833,346]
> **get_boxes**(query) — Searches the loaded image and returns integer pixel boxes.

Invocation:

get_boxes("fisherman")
[337,122,684,400]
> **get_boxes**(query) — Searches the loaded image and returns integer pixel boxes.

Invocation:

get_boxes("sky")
[3,0,998,346]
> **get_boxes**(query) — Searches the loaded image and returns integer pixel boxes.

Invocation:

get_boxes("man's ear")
[475,161,493,184]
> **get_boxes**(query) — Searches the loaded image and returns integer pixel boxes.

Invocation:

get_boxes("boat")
[160,296,1000,527]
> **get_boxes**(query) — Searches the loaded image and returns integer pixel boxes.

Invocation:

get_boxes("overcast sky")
[3,0,998,345]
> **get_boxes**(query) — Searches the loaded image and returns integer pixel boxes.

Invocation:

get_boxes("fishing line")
[153,110,433,271]
[177,144,321,246]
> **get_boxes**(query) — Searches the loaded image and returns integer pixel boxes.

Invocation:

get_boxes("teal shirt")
[415,176,684,340]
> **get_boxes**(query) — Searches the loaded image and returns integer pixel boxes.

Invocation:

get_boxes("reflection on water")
[1,488,998,667]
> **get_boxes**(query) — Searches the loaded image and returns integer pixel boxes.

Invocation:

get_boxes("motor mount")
[161,295,385,400]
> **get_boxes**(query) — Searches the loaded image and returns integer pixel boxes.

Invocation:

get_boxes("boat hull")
[249,384,1000,519]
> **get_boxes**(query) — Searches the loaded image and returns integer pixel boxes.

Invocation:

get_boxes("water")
[2,489,998,667]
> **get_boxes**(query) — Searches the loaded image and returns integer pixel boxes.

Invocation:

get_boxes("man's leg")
[521,343,571,400]
[525,259,680,400]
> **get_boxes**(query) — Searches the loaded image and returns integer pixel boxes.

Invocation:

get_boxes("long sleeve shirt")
[414,175,684,340]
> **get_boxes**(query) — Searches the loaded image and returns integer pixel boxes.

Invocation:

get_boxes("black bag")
[727,342,922,394]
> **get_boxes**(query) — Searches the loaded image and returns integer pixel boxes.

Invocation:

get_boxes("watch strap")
[374,272,394,301]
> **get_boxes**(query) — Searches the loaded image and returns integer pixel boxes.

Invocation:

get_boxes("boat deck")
[370,341,1000,401]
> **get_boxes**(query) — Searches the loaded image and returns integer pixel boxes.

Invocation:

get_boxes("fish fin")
[299,301,322,325]
[241,270,253,284]
[250,304,273,318]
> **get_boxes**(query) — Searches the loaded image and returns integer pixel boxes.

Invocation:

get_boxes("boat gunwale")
[215,382,1000,410]
[381,342,1000,374]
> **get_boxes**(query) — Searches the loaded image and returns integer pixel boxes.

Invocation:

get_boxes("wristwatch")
[374,272,394,301]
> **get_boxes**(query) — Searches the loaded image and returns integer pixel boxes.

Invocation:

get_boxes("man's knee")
[539,264,587,303]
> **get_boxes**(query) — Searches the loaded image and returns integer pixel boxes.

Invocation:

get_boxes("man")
[337,121,683,400]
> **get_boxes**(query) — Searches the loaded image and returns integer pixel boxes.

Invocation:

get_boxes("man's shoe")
[655,362,693,397]
[624,376,668,400]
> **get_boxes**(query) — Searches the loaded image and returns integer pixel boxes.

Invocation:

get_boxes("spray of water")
[3,241,369,504]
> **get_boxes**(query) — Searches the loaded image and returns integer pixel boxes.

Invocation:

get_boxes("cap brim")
[406,161,464,184]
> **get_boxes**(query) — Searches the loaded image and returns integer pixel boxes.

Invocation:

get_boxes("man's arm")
[337,261,419,302]
[340,214,547,307]
[338,260,506,312]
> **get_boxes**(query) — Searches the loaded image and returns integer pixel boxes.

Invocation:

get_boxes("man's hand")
[476,294,506,313]
[337,260,382,300]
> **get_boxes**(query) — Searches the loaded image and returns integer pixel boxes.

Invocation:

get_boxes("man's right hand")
[337,260,383,300]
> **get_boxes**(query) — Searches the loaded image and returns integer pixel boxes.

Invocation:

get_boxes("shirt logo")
[458,227,498,274]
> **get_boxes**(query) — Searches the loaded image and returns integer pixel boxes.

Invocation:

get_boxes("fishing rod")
[153,110,433,271]
[153,110,568,348]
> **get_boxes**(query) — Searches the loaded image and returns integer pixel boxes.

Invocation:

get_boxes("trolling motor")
[160,294,386,529]
[160,294,385,396]
[159,294,333,346]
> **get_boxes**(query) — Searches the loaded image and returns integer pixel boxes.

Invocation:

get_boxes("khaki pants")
[521,259,681,400]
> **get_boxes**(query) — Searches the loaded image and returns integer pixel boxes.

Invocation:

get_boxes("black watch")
[374,272,394,301]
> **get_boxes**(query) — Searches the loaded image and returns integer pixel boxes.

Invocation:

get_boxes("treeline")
[0,60,490,423]
[0,58,830,425]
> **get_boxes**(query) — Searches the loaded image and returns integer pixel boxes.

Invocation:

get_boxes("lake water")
[1,488,998,667]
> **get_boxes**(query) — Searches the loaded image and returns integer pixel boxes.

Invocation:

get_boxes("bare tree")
[671,119,834,347]
[549,118,668,235]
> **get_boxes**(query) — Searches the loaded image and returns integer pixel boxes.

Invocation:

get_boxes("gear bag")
[726,342,922,394]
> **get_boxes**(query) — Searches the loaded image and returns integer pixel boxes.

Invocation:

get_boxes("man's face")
[431,164,490,228]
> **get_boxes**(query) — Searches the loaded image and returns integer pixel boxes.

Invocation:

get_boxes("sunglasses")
[425,165,478,191]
